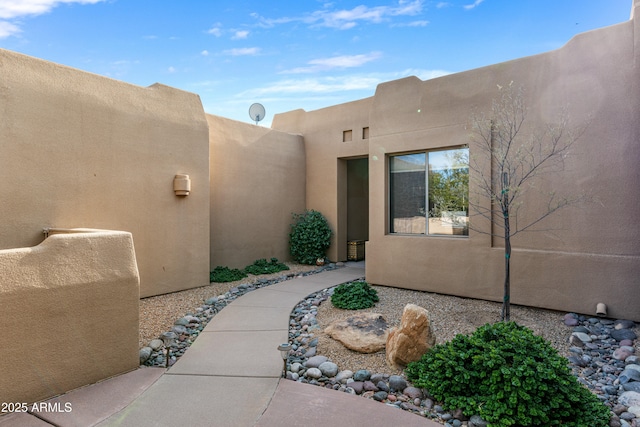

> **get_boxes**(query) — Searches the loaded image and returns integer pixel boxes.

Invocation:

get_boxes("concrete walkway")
[1,263,439,427]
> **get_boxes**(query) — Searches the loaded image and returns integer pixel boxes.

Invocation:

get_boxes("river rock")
[623,382,640,392]
[619,391,640,407]
[335,370,353,383]
[149,339,164,351]
[353,369,371,381]
[571,331,592,343]
[388,375,407,392]
[304,355,328,368]
[615,347,634,361]
[403,386,423,399]
[319,361,339,377]
[469,414,488,427]
[305,367,322,379]
[564,313,579,326]
[620,368,640,383]
[139,347,152,364]
[612,328,637,342]
[615,320,636,330]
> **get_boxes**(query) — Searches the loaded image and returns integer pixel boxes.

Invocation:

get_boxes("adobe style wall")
[0,230,139,404]
[0,49,210,297]
[273,7,640,320]
[208,114,306,268]
[272,99,373,262]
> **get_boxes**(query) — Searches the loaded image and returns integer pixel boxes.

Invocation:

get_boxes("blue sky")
[0,0,632,127]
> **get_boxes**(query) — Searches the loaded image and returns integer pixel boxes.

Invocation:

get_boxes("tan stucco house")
[271,1,640,322]
[1,0,639,406]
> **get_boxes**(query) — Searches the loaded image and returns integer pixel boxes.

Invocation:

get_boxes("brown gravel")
[314,285,573,376]
[139,262,319,348]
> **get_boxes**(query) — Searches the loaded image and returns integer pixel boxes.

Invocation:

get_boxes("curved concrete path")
[1,263,439,427]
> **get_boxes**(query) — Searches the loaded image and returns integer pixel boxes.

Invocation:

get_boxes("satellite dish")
[249,103,266,125]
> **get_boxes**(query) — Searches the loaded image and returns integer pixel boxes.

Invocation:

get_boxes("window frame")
[388,145,469,238]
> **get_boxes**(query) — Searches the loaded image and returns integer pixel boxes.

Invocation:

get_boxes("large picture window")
[389,147,469,236]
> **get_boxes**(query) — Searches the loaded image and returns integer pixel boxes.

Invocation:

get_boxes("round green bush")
[288,210,332,265]
[405,321,610,427]
[331,281,379,310]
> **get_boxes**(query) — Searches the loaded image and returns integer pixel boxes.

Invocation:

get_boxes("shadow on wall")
[0,229,140,404]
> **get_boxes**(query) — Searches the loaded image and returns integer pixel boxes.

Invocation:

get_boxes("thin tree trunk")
[502,229,511,322]
[502,207,511,322]
[501,171,511,322]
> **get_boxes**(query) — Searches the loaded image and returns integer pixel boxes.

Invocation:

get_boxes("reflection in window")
[389,147,468,236]
[390,153,426,234]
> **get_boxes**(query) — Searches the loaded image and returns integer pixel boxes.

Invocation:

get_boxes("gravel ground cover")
[314,284,573,376]
[140,263,571,366]
[138,262,319,348]
[139,265,638,425]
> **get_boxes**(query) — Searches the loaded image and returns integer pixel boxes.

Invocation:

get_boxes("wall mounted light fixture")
[173,174,191,196]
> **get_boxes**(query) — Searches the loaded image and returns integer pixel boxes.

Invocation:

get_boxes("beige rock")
[325,313,389,353]
[386,304,436,369]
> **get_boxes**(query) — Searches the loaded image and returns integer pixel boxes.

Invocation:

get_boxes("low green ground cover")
[210,258,290,282]
[243,258,289,275]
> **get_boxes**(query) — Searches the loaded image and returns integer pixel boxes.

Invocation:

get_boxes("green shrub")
[405,322,610,427]
[331,281,379,310]
[289,210,332,265]
[244,258,290,275]
[210,266,247,283]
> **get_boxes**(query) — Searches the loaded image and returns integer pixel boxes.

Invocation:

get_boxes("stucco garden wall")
[273,9,640,320]
[0,230,139,404]
[208,114,306,269]
[0,49,210,297]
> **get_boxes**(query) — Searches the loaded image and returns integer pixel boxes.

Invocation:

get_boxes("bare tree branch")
[466,83,590,320]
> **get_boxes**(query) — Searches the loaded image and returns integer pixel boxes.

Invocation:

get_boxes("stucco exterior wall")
[274,13,640,320]
[272,99,372,262]
[0,49,210,297]
[208,115,306,268]
[0,230,139,404]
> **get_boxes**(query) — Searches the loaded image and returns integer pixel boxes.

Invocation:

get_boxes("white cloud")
[255,0,424,30]
[312,1,424,29]
[407,20,429,27]
[223,47,260,56]
[282,52,382,74]
[201,50,209,56]
[0,0,105,38]
[392,19,429,28]
[0,20,20,38]
[207,25,222,37]
[0,0,105,19]
[237,67,450,99]
[238,75,382,97]
[232,30,249,40]
[463,0,484,10]
[167,66,176,73]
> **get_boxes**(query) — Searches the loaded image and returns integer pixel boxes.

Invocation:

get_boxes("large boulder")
[324,313,389,353]
[386,304,436,369]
